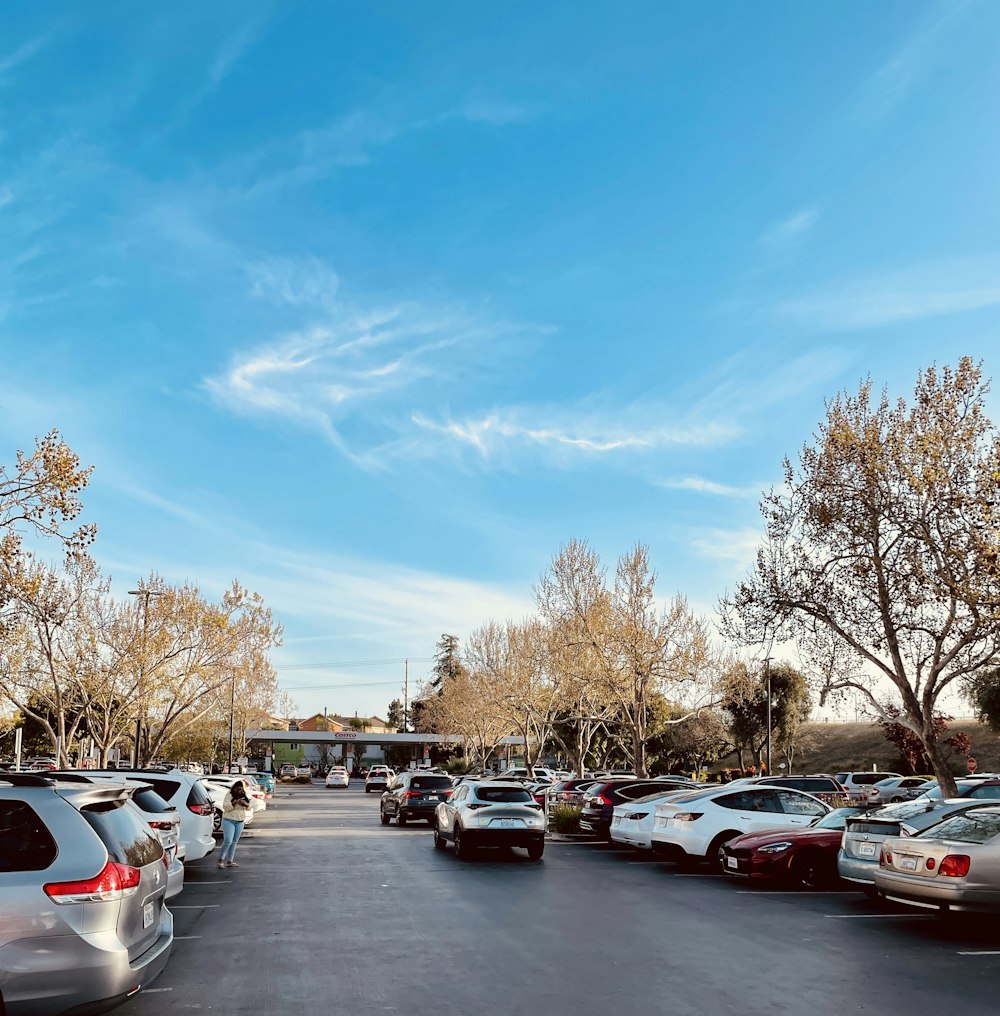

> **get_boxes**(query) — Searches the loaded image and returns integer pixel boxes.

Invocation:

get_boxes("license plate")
[427,795,439,801]
[495,818,518,828]
[726,856,738,869]
[899,855,918,871]
[143,902,155,929]
[858,842,877,857]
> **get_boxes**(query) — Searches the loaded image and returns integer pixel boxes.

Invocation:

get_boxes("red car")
[720,807,865,888]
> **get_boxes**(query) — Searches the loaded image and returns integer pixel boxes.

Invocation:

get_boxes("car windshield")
[475,786,532,803]
[813,807,864,830]
[871,799,941,819]
[918,808,1000,844]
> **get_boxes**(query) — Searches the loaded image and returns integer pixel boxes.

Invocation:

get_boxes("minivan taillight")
[188,802,213,816]
[149,820,174,831]
[44,860,142,904]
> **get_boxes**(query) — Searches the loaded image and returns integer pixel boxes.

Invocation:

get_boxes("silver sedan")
[875,804,1000,912]
[434,780,546,860]
[865,776,933,805]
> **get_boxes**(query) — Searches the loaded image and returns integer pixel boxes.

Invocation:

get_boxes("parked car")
[864,776,933,804]
[749,775,853,804]
[295,764,313,778]
[834,771,902,796]
[199,780,254,834]
[875,804,1000,913]
[380,771,453,825]
[838,797,995,891]
[913,778,1000,802]
[610,789,706,850]
[546,778,601,809]
[434,780,546,859]
[580,779,689,840]
[365,766,394,794]
[720,806,866,887]
[246,771,276,796]
[491,766,559,783]
[49,772,184,900]
[65,767,216,863]
[325,766,350,789]
[279,763,297,778]
[0,772,173,1016]
[201,775,267,813]
[651,785,831,868]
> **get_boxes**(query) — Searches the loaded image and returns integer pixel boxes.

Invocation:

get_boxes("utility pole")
[128,586,164,767]
[764,656,774,776]
[227,671,236,773]
[403,659,409,733]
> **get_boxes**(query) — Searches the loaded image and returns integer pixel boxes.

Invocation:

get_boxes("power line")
[281,679,406,691]
[274,657,434,671]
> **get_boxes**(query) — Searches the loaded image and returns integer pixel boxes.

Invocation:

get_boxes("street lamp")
[764,656,774,776]
[128,587,163,768]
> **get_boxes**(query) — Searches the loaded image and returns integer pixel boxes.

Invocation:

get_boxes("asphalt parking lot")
[123,782,1000,1016]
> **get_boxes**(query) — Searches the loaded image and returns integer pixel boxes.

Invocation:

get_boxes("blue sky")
[3,2,999,721]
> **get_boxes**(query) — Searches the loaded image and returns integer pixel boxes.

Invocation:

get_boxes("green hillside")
[712,719,1000,776]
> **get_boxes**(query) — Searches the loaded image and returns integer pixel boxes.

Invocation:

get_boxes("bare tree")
[721,359,1000,797]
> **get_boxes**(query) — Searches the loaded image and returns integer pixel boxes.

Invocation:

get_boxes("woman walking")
[219,779,253,869]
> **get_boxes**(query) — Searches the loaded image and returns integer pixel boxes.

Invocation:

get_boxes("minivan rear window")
[81,801,163,867]
[129,787,174,814]
[0,800,58,872]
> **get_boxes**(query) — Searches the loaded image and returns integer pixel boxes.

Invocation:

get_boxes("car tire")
[433,824,446,850]
[454,824,473,860]
[380,808,390,826]
[397,812,407,826]
[707,832,739,871]
[213,809,223,833]
[526,842,544,861]
[791,850,837,889]
[890,796,904,803]
[364,787,370,794]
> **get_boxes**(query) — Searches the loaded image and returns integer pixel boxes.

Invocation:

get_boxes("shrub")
[549,804,582,834]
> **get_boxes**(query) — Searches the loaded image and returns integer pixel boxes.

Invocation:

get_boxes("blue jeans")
[220,819,245,862]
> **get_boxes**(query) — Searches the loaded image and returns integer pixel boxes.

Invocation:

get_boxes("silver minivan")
[0,773,173,1016]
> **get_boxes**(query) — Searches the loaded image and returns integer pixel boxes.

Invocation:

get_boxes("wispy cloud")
[691,527,762,566]
[759,208,819,255]
[209,15,268,88]
[0,35,49,77]
[658,476,758,499]
[854,2,972,122]
[775,257,1000,331]
[246,256,340,310]
[411,410,738,459]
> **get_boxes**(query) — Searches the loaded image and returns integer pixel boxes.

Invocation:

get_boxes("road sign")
[967,757,978,773]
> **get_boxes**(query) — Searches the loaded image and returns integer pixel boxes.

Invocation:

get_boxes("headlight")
[756,841,793,854]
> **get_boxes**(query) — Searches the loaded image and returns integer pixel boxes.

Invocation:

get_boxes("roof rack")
[0,773,55,787]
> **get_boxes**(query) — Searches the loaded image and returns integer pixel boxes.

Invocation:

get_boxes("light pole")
[764,656,774,776]
[227,671,236,773]
[128,587,163,767]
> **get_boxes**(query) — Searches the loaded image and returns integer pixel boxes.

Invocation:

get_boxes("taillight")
[467,802,489,810]
[598,792,614,806]
[404,791,424,800]
[44,860,142,904]
[149,821,174,831]
[673,812,703,822]
[939,854,971,877]
[881,848,892,866]
[188,802,213,816]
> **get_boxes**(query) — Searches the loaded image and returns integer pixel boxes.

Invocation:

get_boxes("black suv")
[580,778,689,839]
[380,772,454,826]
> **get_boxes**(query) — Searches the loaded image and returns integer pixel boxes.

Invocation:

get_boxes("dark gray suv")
[0,773,174,1016]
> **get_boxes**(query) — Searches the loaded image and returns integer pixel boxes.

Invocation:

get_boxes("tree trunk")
[923,723,958,798]
[633,728,646,778]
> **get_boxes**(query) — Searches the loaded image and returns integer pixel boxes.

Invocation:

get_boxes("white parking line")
[141,988,174,993]
[957,951,1000,956]
[173,936,203,940]
[736,891,843,895]
[824,913,933,919]
[170,904,221,909]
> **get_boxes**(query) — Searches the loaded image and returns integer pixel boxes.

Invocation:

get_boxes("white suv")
[365,766,394,793]
[650,785,830,868]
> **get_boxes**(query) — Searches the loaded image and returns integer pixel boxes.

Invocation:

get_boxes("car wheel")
[364,787,370,794]
[397,812,407,826]
[890,796,904,803]
[433,824,446,850]
[213,809,223,833]
[707,832,739,872]
[454,824,473,860]
[526,842,544,861]
[380,808,390,826]
[791,850,838,889]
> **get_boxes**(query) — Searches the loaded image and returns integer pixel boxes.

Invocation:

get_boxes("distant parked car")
[295,764,312,778]
[913,778,1000,802]
[546,778,601,809]
[835,772,902,797]
[750,775,852,804]
[279,763,297,777]
[875,804,1000,913]
[325,767,350,789]
[380,772,453,825]
[651,785,831,869]
[0,772,173,1015]
[365,767,394,794]
[434,780,546,860]
[721,806,866,887]
[864,776,933,804]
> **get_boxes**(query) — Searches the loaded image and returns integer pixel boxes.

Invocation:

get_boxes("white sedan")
[610,789,704,850]
[650,785,829,868]
[325,767,350,788]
